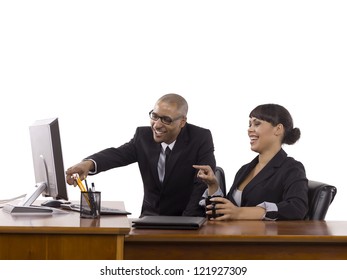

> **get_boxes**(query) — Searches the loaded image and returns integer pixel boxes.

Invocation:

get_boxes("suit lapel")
[162,125,189,186]
[148,141,162,187]
[242,149,288,198]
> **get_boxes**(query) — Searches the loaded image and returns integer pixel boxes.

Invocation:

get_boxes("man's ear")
[179,117,187,128]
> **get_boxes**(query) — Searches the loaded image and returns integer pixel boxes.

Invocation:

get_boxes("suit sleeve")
[85,128,139,173]
[182,129,216,217]
[270,161,309,220]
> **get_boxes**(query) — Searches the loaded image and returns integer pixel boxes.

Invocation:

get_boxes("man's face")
[150,101,186,144]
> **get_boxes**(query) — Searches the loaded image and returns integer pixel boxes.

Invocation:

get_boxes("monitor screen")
[28,117,68,202]
[3,118,69,214]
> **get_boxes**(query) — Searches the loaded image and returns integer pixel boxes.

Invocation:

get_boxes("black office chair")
[306,180,337,220]
[215,166,227,196]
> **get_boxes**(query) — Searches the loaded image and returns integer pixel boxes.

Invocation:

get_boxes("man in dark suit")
[66,93,216,216]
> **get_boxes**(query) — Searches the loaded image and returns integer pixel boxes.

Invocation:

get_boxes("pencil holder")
[80,191,101,219]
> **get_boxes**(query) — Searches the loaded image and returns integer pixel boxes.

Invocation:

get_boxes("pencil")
[76,176,87,192]
[73,175,91,209]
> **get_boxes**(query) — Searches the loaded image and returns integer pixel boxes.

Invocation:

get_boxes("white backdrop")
[1,1,346,220]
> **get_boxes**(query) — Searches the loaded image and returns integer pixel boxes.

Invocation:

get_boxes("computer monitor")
[3,118,69,214]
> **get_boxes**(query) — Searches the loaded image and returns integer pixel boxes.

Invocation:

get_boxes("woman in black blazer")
[194,104,308,220]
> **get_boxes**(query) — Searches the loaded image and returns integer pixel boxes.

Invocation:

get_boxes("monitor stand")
[2,183,54,215]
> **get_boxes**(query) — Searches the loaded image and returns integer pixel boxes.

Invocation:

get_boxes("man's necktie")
[158,146,171,183]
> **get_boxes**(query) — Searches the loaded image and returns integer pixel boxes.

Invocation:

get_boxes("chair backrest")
[306,180,337,220]
[215,166,227,196]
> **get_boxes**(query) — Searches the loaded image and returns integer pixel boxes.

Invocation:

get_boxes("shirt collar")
[161,141,176,151]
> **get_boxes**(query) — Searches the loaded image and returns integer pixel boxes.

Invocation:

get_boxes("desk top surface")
[127,220,347,243]
[0,201,130,235]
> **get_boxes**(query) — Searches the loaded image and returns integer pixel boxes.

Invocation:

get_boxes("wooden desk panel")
[0,201,130,260]
[0,233,124,259]
[125,220,347,260]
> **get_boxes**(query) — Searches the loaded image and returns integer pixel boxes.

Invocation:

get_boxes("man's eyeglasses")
[149,110,182,125]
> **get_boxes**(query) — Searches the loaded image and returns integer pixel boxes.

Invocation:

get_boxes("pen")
[90,182,98,216]
[87,187,96,216]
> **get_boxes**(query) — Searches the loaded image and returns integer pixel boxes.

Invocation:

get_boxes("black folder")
[132,215,206,230]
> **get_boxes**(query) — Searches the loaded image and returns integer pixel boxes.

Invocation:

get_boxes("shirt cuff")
[199,187,224,207]
[257,201,278,221]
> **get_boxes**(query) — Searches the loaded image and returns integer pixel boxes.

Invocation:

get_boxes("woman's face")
[248,117,281,153]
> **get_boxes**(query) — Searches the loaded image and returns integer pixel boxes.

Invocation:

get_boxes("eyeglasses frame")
[149,110,183,125]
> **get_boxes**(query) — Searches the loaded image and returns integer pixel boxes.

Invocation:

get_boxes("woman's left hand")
[206,196,240,220]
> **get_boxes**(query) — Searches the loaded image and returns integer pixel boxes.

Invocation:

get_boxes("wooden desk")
[0,201,130,260]
[125,220,347,260]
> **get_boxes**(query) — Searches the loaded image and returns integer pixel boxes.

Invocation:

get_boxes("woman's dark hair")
[249,104,301,145]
